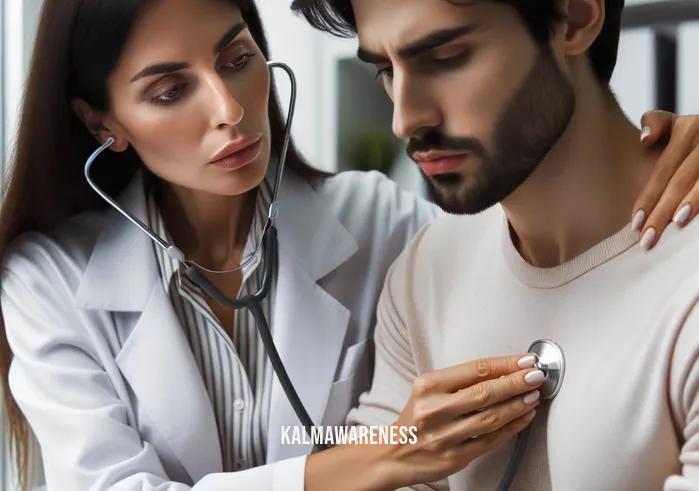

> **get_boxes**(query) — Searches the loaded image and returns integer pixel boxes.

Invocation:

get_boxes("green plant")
[349,131,400,175]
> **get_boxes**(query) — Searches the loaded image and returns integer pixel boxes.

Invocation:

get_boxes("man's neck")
[501,85,660,268]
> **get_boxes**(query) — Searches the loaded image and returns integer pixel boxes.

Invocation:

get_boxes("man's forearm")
[304,440,397,491]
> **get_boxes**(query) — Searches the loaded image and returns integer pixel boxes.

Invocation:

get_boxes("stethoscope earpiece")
[528,339,565,400]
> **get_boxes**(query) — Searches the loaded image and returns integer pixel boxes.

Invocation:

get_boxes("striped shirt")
[144,179,276,472]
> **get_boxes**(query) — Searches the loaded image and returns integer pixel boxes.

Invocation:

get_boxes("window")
[1,2,43,487]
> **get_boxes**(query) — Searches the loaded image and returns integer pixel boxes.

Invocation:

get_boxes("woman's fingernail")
[517,355,537,368]
[640,227,656,249]
[640,126,652,142]
[523,390,540,405]
[524,409,537,422]
[674,204,692,225]
[631,209,646,232]
[525,370,545,385]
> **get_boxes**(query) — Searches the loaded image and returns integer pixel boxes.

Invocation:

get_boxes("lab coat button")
[233,399,245,410]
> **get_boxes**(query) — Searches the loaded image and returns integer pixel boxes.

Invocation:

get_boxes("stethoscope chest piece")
[528,339,565,400]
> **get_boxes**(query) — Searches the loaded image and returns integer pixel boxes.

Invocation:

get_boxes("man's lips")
[413,151,469,176]
[411,150,468,162]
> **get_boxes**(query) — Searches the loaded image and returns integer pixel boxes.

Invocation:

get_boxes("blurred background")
[0,0,697,488]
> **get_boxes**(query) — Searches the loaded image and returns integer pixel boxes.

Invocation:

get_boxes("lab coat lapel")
[74,172,222,482]
[265,170,358,462]
[115,282,223,481]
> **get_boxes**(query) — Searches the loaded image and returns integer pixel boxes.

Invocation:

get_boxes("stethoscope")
[494,339,565,491]
[82,60,567,489]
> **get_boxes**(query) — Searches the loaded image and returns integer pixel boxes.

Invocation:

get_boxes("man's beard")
[407,46,576,215]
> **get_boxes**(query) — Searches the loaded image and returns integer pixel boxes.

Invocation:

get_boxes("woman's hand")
[633,111,699,249]
[305,354,542,491]
[380,353,543,489]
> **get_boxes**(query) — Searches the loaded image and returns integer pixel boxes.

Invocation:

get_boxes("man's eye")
[428,51,471,70]
[374,66,393,80]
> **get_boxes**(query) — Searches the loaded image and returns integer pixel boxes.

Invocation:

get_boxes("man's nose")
[391,74,441,140]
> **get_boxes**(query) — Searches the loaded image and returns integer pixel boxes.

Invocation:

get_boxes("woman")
[0,0,698,490]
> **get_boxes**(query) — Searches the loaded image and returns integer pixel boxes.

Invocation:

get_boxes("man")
[292,0,699,489]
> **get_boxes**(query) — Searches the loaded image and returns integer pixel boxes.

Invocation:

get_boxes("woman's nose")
[204,75,245,129]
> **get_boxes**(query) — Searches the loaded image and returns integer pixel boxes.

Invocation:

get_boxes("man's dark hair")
[291,0,625,84]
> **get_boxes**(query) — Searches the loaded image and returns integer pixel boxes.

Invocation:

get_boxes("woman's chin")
[207,156,269,196]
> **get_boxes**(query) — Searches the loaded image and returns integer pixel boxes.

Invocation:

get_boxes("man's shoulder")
[647,218,699,304]
[634,218,699,281]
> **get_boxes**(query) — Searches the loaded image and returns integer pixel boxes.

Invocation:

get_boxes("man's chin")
[420,173,486,215]
[427,172,463,186]
[433,199,495,215]
[424,185,491,216]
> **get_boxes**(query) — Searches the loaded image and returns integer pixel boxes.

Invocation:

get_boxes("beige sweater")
[346,205,699,491]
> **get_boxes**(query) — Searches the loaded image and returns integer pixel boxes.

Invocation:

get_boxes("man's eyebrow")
[356,24,479,64]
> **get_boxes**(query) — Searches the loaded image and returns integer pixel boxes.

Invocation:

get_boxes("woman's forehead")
[112,0,246,81]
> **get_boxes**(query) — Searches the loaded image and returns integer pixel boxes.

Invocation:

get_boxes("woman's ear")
[559,0,605,57]
[70,98,129,152]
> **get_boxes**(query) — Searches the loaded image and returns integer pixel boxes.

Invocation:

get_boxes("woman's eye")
[225,53,256,69]
[159,87,180,101]
[149,83,186,105]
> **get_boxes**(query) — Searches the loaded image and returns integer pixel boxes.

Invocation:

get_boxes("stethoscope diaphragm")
[528,339,565,400]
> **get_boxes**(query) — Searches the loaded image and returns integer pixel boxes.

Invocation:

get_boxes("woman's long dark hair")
[0,0,330,488]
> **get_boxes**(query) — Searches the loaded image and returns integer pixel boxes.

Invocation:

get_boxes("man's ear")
[558,0,605,57]
[70,98,129,152]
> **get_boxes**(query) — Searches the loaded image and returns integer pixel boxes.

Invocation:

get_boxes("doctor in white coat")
[2,1,699,491]
[3,163,435,491]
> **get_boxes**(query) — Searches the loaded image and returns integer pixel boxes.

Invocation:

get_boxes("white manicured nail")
[524,409,536,422]
[517,355,536,369]
[640,227,656,249]
[640,126,652,142]
[674,204,692,225]
[525,370,545,385]
[631,209,646,232]
[523,390,540,405]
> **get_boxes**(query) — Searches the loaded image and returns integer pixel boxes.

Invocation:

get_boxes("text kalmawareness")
[281,425,418,445]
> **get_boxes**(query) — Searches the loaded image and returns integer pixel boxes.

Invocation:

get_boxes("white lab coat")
[0,165,439,491]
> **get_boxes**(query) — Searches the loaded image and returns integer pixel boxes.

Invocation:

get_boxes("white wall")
[610,27,657,127]
[678,22,699,114]
[255,1,333,171]
[2,0,41,163]
[3,0,24,162]
[1,1,43,487]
